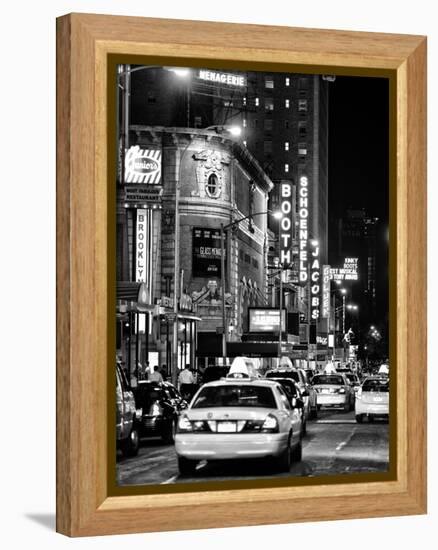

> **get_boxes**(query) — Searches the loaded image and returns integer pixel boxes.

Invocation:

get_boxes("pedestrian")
[160,364,168,381]
[178,364,195,398]
[148,365,164,383]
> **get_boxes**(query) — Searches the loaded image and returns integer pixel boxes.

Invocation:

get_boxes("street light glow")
[228,125,242,137]
[340,288,347,295]
[167,67,190,77]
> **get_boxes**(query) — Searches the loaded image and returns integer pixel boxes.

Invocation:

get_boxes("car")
[116,362,139,457]
[175,378,303,475]
[345,372,361,394]
[312,373,355,412]
[134,381,188,443]
[265,367,318,419]
[355,376,389,423]
[201,365,230,384]
[266,377,307,436]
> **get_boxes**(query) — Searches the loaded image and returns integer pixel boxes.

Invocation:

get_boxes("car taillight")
[150,401,163,416]
[261,414,279,433]
[177,415,209,433]
[337,388,346,394]
[177,415,193,432]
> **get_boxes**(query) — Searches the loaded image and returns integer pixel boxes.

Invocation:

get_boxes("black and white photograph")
[115,64,390,487]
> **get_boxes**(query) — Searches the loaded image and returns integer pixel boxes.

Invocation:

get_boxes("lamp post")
[219,209,282,365]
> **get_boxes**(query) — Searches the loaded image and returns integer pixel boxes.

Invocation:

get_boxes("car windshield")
[269,379,298,397]
[266,370,299,383]
[362,379,389,392]
[192,385,276,409]
[346,374,358,383]
[312,375,344,385]
[135,385,165,407]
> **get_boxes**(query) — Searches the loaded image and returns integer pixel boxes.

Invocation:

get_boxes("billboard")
[330,257,359,282]
[249,308,287,333]
[125,146,162,184]
[192,227,225,277]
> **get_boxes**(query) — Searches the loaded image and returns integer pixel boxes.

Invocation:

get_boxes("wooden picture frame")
[56,13,427,536]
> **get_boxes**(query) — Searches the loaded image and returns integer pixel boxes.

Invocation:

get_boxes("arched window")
[206,173,219,197]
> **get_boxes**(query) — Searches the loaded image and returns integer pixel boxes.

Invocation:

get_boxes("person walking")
[178,364,195,399]
[148,365,164,383]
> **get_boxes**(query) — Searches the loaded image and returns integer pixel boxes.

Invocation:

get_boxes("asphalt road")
[116,409,389,486]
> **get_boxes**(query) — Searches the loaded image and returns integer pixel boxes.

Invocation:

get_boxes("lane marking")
[315,419,357,424]
[161,475,177,484]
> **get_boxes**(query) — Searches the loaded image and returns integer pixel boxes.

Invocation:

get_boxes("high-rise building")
[331,209,379,328]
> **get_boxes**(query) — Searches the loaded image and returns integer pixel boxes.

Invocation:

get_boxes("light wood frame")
[56,13,427,536]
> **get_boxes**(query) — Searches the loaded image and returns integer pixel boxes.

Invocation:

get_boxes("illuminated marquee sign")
[136,209,148,283]
[249,308,287,333]
[322,265,331,318]
[125,146,162,184]
[298,175,309,282]
[330,257,359,282]
[279,182,293,266]
[198,70,246,87]
[310,240,320,320]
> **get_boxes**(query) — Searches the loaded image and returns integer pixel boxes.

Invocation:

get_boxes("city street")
[116,409,389,486]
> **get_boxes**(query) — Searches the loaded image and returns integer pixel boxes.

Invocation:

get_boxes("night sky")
[328,75,389,328]
[328,75,389,222]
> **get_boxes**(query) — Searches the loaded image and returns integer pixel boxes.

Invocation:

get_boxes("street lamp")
[205,124,242,137]
[219,209,282,364]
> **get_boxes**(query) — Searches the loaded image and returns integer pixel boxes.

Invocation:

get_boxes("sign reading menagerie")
[198,70,246,87]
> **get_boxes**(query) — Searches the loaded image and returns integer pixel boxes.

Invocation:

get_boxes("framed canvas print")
[56,13,427,536]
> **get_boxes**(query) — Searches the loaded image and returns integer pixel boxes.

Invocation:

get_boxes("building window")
[285,99,290,108]
[284,120,290,129]
[223,100,234,107]
[264,140,273,153]
[285,77,290,86]
[206,173,220,197]
[285,163,289,173]
[255,97,259,107]
[265,77,274,89]
[299,77,309,89]
[285,141,290,151]
[298,99,308,112]
[298,121,307,136]
[265,98,274,111]
[254,119,259,128]
[264,119,273,131]
[252,258,259,268]
[298,143,307,155]
[244,253,251,264]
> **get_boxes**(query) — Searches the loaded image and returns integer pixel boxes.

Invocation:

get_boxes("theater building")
[116,126,273,381]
